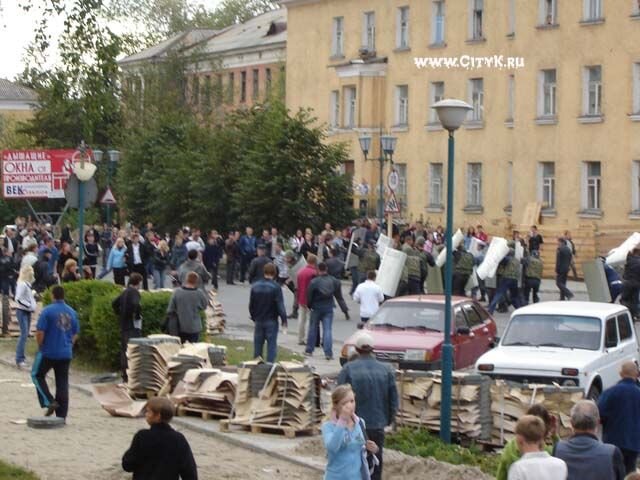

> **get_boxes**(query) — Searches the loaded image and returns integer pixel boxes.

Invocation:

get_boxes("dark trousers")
[240,255,252,282]
[408,277,422,295]
[489,278,522,313]
[253,320,279,363]
[226,258,236,284]
[180,332,200,344]
[349,266,360,295]
[366,428,385,480]
[131,263,148,290]
[31,352,70,418]
[1,291,9,335]
[113,267,127,286]
[556,272,573,300]
[120,328,142,382]
[452,273,470,296]
[208,264,219,289]
[523,277,541,304]
[621,281,640,318]
[620,448,639,476]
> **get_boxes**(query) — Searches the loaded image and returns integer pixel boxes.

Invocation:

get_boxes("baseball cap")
[355,332,375,351]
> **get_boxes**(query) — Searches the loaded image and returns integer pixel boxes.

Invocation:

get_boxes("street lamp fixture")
[74,141,99,278]
[358,133,397,221]
[431,98,472,444]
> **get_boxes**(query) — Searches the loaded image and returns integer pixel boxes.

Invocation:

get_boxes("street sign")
[387,169,400,192]
[64,174,98,209]
[100,187,117,205]
[384,192,400,213]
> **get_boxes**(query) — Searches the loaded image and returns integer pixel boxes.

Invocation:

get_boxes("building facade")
[281,0,640,235]
[0,78,38,120]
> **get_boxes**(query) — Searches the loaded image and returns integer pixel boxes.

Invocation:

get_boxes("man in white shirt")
[508,415,567,480]
[353,270,384,324]
[185,229,205,252]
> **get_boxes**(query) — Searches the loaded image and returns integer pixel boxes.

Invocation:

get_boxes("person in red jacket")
[296,254,317,346]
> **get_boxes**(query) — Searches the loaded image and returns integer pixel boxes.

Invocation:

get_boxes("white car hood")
[476,346,599,372]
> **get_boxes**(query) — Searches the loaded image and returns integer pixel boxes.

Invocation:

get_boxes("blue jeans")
[16,309,31,364]
[153,267,165,289]
[488,278,522,314]
[254,321,279,363]
[306,308,334,358]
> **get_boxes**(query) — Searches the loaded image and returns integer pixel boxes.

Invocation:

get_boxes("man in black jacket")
[621,248,640,318]
[248,245,271,284]
[112,273,143,382]
[305,262,349,360]
[249,263,287,362]
[0,248,13,336]
[202,231,223,289]
[122,396,197,480]
[555,237,574,301]
[127,233,150,290]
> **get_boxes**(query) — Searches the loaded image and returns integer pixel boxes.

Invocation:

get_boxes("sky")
[0,0,223,81]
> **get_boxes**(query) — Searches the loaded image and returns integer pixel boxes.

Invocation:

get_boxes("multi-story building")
[280,0,640,255]
[0,78,38,120]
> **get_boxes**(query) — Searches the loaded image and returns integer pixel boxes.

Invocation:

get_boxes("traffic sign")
[100,187,117,205]
[387,169,400,192]
[64,174,98,209]
[385,192,400,214]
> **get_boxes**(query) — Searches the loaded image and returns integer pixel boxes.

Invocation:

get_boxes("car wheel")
[587,384,601,401]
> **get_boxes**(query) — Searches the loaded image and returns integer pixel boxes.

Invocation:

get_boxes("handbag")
[162,311,180,336]
[358,418,378,478]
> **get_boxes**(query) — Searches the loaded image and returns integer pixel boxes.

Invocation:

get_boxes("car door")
[462,303,492,361]
[600,316,623,389]
[453,307,473,368]
[617,313,638,362]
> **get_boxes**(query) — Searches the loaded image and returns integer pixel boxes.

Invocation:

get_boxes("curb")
[0,357,324,475]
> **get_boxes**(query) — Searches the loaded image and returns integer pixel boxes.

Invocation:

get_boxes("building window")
[507,0,515,35]
[266,68,272,93]
[191,76,200,106]
[507,162,513,208]
[507,74,515,121]
[538,162,555,209]
[429,163,443,207]
[344,86,357,128]
[583,161,601,210]
[330,90,340,128]
[363,11,376,51]
[332,16,344,56]
[583,66,602,116]
[470,0,484,40]
[240,71,247,103]
[538,69,557,117]
[633,63,640,114]
[467,163,482,207]
[397,6,410,48]
[429,81,445,124]
[396,163,408,209]
[540,0,558,25]
[203,75,212,109]
[227,72,234,104]
[395,85,409,126]
[634,0,640,16]
[469,78,484,122]
[252,69,259,100]
[215,74,223,107]
[632,161,640,212]
[432,1,445,44]
[584,0,603,21]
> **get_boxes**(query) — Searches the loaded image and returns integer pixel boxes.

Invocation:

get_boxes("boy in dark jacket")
[122,397,197,480]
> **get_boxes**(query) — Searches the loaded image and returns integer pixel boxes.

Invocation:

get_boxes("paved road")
[213,277,589,375]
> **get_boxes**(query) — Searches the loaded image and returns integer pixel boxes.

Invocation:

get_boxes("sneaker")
[325,356,334,361]
[16,361,28,369]
[298,341,306,346]
[304,351,312,357]
[45,401,60,417]
[287,312,297,319]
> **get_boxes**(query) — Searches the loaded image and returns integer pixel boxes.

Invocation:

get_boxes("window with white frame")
[469,78,484,121]
[470,0,484,40]
[467,163,482,207]
[396,163,408,208]
[330,90,340,128]
[634,0,640,16]
[507,162,513,208]
[332,17,344,56]
[632,161,640,212]
[583,161,601,210]
[507,0,515,35]
[344,86,357,128]
[538,162,555,208]
[363,11,376,50]
[397,7,410,48]
[540,0,557,25]
[583,66,602,116]
[429,163,443,207]
[396,85,409,126]
[584,0,603,20]
[538,69,557,117]
[633,63,640,114]
[507,75,515,121]
[432,1,445,44]
[429,81,445,123]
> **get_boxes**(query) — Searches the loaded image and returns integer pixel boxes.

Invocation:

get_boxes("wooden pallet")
[219,419,319,438]
[177,405,230,420]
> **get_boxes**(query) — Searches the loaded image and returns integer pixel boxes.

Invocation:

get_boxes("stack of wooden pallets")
[173,368,238,419]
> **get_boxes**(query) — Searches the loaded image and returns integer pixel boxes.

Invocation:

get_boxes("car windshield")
[501,314,601,350]
[370,302,445,331]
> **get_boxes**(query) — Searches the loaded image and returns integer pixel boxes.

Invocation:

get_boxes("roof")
[0,79,38,102]
[387,295,471,305]
[119,28,220,65]
[513,301,627,319]
[191,9,286,56]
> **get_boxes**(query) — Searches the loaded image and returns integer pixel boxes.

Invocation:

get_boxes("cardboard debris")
[126,335,182,398]
[91,383,147,418]
[172,368,238,417]
[167,342,227,390]
[205,290,226,335]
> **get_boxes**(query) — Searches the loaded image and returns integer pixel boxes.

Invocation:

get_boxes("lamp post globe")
[358,135,372,158]
[432,99,473,132]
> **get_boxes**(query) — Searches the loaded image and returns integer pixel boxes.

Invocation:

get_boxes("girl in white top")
[15,265,37,368]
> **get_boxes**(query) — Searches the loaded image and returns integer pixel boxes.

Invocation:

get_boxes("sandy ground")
[0,363,321,480]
